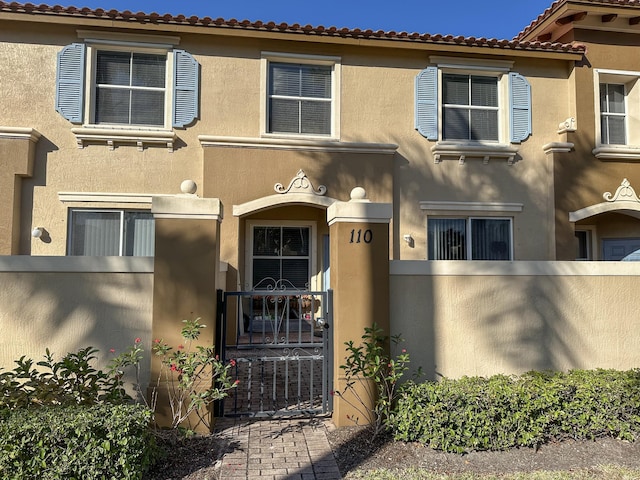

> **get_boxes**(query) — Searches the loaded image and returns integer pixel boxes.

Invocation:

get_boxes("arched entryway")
[570,178,640,260]
[218,171,338,417]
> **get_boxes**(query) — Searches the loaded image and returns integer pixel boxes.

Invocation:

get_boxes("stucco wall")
[0,15,577,264]
[390,261,640,380]
[0,256,154,392]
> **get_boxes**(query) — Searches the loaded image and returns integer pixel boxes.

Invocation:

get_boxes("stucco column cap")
[327,187,392,226]
[152,195,223,221]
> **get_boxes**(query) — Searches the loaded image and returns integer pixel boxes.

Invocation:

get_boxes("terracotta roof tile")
[515,0,640,40]
[0,1,586,54]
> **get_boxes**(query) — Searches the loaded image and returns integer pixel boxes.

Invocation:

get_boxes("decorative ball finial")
[350,186,367,200]
[180,179,197,195]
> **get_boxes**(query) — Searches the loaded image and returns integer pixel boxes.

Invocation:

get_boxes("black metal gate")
[216,282,333,417]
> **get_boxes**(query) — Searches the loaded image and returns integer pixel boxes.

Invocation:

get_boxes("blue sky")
[67,0,556,40]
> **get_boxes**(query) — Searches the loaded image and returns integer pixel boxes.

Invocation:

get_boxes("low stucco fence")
[0,256,154,389]
[2,257,640,393]
[391,260,640,381]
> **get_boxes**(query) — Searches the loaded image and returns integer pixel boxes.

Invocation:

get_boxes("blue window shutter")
[415,67,438,140]
[509,72,532,143]
[55,43,85,123]
[173,50,199,128]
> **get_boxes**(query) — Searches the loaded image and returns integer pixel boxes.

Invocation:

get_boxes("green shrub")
[0,404,157,479]
[335,323,415,437]
[0,347,129,410]
[391,369,640,453]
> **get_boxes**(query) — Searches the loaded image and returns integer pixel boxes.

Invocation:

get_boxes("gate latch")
[316,317,329,329]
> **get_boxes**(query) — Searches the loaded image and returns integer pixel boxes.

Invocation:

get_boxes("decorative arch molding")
[232,169,338,217]
[570,178,640,222]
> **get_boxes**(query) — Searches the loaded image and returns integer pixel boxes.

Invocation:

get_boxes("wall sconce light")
[32,227,44,239]
[403,234,414,248]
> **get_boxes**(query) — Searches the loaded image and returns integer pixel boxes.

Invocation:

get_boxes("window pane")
[132,53,166,88]
[443,108,470,140]
[606,84,625,114]
[253,227,281,256]
[602,115,626,145]
[470,218,511,260]
[470,109,499,141]
[131,90,165,126]
[471,76,498,107]
[269,98,299,133]
[253,259,281,288]
[124,212,155,256]
[282,227,309,256]
[282,259,310,288]
[443,74,469,105]
[70,211,121,256]
[301,100,331,134]
[95,88,130,124]
[96,51,130,86]
[428,218,466,260]
[270,63,300,96]
[300,66,331,98]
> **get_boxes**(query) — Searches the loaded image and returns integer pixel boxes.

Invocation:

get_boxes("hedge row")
[0,404,157,479]
[391,369,640,453]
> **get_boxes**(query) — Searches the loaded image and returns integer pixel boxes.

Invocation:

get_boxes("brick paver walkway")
[215,417,342,480]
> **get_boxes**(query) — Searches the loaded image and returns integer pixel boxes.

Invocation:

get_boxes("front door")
[602,238,640,260]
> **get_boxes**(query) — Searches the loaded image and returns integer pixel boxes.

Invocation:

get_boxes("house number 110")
[349,228,373,244]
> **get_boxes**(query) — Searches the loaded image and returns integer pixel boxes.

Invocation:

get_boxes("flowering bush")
[110,318,238,432]
[335,323,416,437]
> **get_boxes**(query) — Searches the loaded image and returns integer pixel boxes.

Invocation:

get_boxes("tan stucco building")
[3,0,640,424]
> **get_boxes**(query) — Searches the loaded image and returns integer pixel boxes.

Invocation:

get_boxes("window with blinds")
[268,63,332,135]
[252,226,310,289]
[428,217,512,260]
[68,209,154,256]
[95,51,166,126]
[443,74,499,141]
[600,83,626,145]
[56,43,199,129]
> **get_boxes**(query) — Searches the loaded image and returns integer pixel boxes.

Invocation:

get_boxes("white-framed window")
[427,217,513,260]
[575,227,596,261]
[67,209,154,256]
[55,34,199,132]
[261,52,340,139]
[443,73,499,141]
[593,69,640,160]
[94,49,167,127]
[246,221,317,290]
[415,57,531,158]
[600,83,626,145]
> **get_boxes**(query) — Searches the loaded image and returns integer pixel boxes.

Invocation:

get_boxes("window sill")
[71,127,177,152]
[261,132,338,142]
[592,145,640,161]
[431,141,518,165]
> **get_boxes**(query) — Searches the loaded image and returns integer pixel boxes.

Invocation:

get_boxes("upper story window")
[262,52,340,139]
[415,57,531,163]
[593,69,640,161]
[443,74,499,141]
[268,63,332,135]
[68,209,154,257]
[599,83,626,145]
[95,50,166,126]
[55,33,199,149]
